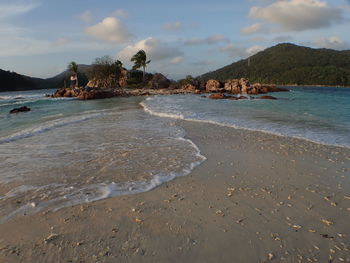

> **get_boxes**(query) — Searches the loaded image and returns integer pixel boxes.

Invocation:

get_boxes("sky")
[0,0,349,79]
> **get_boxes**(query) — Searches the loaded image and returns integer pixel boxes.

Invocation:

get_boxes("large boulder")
[182,84,197,92]
[209,93,227,99]
[206,80,223,92]
[118,68,128,88]
[148,73,171,89]
[224,79,240,94]
[239,78,250,94]
[77,89,117,100]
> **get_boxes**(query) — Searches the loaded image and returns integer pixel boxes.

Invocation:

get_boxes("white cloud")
[0,2,38,20]
[163,21,182,31]
[314,36,349,50]
[220,44,265,58]
[79,11,93,23]
[111,9,128,19]
[117,37,183,62]
[273,35,293,43]
[184,35,230,45]
[170,56,184,64]
[85,17,134,44]
[246,45,265,56]
[190,60,215,66]
[241,23,263,35]
[249,0,344,32]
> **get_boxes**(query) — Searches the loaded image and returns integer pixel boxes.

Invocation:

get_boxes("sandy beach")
[1,120,350,263]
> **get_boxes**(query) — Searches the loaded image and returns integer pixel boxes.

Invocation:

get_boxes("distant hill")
[200,43,350,86]
[0,65,90,92]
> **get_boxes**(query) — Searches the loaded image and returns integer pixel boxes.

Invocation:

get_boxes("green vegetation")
[131,50,151,82]
[88,56,124,88]
[68,61,79,87]
[201,43,350,86]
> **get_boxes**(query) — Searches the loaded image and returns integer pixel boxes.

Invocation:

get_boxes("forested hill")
[200,43,350,86]
[0,66,89,92]
[0,69,42,92]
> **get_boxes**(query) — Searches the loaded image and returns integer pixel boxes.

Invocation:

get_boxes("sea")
[0,86,349,222]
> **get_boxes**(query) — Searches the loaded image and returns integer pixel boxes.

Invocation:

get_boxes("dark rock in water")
[238,96,248,100]
[10,106,31,114]
[259,95,277,100]
[209,93,227,99]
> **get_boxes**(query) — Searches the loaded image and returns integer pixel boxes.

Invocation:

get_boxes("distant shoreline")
[279,84,350,88]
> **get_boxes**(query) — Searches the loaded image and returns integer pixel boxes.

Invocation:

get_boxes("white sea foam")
[140,96,350,149]
[0,111,108,144]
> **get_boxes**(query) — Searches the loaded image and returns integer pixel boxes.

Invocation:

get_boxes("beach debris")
[163,199,171,203]
[215,210,225,217]
[30,202,37,208]
[287,222,302,230]
[135,218,143,224]
[227,187,236,197]
[308,229,316,233]
[313,245,320,251]
[267,253,275,260]
[44,233,59,244]
[235,218,245,224]
[321,234,334,239]
[324,196,331,202]
[321,219,334,226]
[76,242,83,246]
[330,202,337,207]
[271,233,281,241]
[344,196,350,200]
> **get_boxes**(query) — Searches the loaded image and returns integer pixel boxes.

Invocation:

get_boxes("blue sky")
[0,0,349,79]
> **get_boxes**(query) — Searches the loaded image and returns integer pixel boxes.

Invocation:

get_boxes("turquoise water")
[142,86,350,148]
[0,90,205,222]
[0,86,349,222]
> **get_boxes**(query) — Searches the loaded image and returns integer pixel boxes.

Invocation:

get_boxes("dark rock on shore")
[209,93,227,99]
[259,96,277,100]
[10,106,31,114]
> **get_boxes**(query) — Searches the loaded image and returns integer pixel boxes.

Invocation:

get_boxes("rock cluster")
[207,78,288,95]
[51,87,127,100]
[49,73,288,101]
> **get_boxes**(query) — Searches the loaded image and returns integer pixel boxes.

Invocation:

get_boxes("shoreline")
[1,114,350,262]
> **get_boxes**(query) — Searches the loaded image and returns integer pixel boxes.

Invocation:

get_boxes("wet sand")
[1,120,350,262]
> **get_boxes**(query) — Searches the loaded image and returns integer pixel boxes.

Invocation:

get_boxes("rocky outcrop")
[148,73,171,89]
[77,89,117,100]
[51,87,127,100]
[239,78,250,94]
[119,69,128,88]
[224,79,240,94]
[182,84,197,92]
[10,106,31,114]
[223,79,289,95]
[206,80,223,92]
[252,83,288,93]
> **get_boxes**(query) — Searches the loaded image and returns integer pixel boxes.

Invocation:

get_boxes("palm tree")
[68,61,78,87]
[131,50,151,82]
